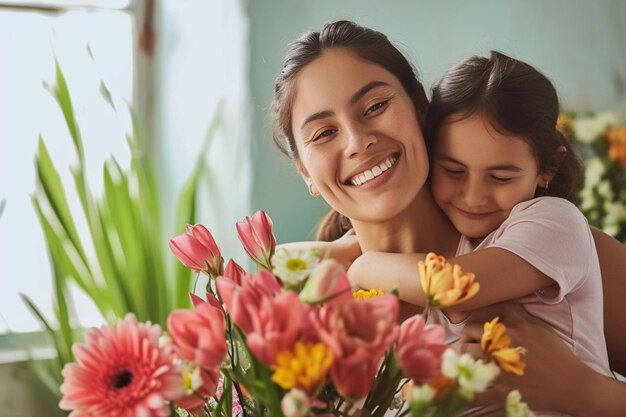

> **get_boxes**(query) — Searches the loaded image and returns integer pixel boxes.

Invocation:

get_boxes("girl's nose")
[461,177,488,207]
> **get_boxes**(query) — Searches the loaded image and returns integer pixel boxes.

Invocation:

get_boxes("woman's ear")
[296,161,320,196]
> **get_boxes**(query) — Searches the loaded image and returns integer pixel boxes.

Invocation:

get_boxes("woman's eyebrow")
[299,81,391,132]
[349,80,391,105]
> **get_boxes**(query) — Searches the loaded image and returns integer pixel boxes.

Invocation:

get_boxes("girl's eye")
[491,175,512,183]
[365,100,388,115]
[312,128,337,142]
[443,168,465,176]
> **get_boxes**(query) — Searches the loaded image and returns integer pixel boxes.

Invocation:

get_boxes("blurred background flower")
[560,110,626,243]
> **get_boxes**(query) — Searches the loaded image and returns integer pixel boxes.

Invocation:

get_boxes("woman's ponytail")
[315,209,352,241]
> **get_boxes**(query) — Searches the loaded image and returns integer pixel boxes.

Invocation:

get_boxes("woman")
[271,19,625,415]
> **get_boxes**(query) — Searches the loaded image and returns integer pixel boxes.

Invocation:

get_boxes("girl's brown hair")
[270,20,429,241]
[425,51,582,201]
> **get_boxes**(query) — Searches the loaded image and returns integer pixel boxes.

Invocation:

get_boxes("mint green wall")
[250,0,626,243]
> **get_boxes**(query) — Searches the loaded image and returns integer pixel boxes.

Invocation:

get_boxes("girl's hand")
[325,230,361,270]
[275,230,361,271]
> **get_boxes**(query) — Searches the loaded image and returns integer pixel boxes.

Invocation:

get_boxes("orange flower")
[419,253,480,308]
[480,317,526,376]
[606,126,626,169]
[556,113,573,135]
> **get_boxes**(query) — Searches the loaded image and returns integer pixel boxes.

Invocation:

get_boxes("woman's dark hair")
[270,20,429,241]
[425,50,582,201]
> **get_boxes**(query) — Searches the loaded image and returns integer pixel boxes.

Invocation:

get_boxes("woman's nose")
[343,126,377,158]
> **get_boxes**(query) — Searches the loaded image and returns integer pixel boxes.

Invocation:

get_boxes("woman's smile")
[346,152,399,186]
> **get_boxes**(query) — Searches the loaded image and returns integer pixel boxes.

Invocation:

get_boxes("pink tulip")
[169,224,224,277]
[311,295,400,400]
[396,315,447,382]
[236,210,276,269]
[299,259,352,304]
[215,271,282,335]
[215,277,259,333]
[216,275,306,366]
[223,259,248,285]
[331,358,380,400]
[245,292,305,365]
[189,292,223,313]
[167,302,227,370]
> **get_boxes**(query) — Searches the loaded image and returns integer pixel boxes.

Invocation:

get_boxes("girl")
[271,20,618,415]
[349,52,610,384]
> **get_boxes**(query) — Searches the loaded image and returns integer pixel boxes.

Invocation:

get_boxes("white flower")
[442,349,500,394]
[506,390,534,417]
[408,383,436,405]
[602,200,626,237]
[272,248,320,286]
[181,361,203,394]
[281,388,310,417]
[584,157,606,184]
[597,179,615,200]
[573,112,617,144]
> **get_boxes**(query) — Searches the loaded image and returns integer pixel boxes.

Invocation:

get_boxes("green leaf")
[35,137,88,267]
[99,80,116,111]
[52,59,84,166]
[20,294,68,368]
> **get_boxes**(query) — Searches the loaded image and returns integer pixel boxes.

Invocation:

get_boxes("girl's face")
[290,48,429,223]
[431,112,549,239]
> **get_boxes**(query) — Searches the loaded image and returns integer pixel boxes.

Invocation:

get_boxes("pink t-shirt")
[428,197,611,416]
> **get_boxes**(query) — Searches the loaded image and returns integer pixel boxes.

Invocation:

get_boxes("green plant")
[22,59,219,398]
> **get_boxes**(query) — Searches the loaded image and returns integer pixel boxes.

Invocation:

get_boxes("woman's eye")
[312,129,336,142]
[365,100,388,115]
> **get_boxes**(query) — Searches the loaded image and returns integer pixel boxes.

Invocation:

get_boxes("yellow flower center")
[352,288,385,300]
[271,342,334,392]
[285,258,307,271]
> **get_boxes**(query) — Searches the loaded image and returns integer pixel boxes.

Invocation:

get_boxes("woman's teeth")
[350,155,397,186]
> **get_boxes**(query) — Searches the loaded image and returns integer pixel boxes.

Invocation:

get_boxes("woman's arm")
[349,248,552,311]
[460,303,626,417]
[591,226,626,376]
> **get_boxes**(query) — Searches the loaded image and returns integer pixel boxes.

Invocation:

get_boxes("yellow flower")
[556,113,573,134]
[271,342,334,392]
[480,317,526,376]
[606,126,626,169]
[352,288,385,300]
[419,253,480,308]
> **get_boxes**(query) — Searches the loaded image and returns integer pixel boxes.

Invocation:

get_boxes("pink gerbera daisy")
[60,314,185,417]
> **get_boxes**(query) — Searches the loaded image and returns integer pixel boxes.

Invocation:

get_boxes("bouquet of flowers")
[57,211,532,417]
[559,111,626,242]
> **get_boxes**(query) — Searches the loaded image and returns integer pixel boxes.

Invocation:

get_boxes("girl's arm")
[349,248,553,311]
[350,199,587,312]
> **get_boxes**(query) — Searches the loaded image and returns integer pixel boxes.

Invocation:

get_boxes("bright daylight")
[1,1,625,416]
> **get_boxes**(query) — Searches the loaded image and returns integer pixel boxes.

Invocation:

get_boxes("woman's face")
[290,48,429,223]
[431,112,547,239]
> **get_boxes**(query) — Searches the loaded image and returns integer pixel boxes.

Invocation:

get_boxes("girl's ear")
[540,145,567,187]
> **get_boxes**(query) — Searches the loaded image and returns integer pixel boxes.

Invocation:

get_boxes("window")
[0,0,137,333]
